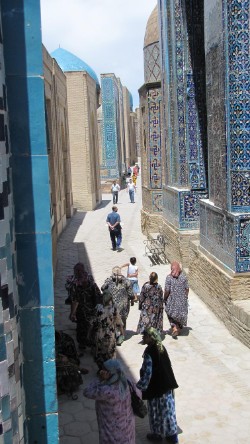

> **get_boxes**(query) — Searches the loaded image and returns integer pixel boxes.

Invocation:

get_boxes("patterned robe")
[83,379,135,444]
[164,272,189,327]
[137,353,178,438]
[137,282,164,334]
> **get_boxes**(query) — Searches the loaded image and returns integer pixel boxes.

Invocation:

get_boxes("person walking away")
[121,257,140,302]
[106,206,122,251]
[136,327,179,443]
[164,261,189,338]
[101,266,134,344]
[111,180,120,204]
[91,287,124,369]
[83,359,136,444]
[137,272,164,334]
[69,270,101,349]
[127,179,136,203]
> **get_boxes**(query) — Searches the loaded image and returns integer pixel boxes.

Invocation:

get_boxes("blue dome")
[51,47,99,86]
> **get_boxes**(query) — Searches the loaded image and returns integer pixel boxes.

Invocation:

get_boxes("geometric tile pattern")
[236,217,250,272]
[100,75,120,179]
[148,88,162,190]
[144,43,161,84]
[0,16,23,442]
[158,0,208,230]
[225,0,250,212]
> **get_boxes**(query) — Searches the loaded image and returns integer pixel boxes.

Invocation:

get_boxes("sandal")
[172,327,179,338]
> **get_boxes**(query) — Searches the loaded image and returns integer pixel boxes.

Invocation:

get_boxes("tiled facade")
[141,2,250,344]
[100,73,122,181]
[1,1,59,442]
[159,0,208,232]
[0,14,24,444]
[123,86,137,169]
[198,0,250,273]
[139,6,164,217]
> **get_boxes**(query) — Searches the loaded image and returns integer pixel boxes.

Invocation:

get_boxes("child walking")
[121,257,140,302]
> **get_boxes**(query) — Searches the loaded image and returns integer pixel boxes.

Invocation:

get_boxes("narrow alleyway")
[55,175,250,444]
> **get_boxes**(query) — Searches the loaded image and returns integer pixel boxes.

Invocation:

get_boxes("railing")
[143,233,168,266]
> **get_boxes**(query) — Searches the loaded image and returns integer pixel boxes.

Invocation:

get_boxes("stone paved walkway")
[55,174,250,444]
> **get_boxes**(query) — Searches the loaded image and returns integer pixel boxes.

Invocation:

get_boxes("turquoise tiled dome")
[51,47,99,86]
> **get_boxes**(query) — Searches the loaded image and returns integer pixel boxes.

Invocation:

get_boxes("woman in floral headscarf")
[91,288,124,369]
[101,267,134,342]
[136,327,179,443]
[164,261,189,338]
[83,359,135,444]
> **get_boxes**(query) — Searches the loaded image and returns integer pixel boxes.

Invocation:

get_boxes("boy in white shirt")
[121,257,140,302]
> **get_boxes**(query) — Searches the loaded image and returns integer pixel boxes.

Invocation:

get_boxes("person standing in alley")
[136,327,179,443]
[111,180,120,204]
[127,178,136,203]
[101,266,134,343]
[106,206,122,251]
[83,359,135,444]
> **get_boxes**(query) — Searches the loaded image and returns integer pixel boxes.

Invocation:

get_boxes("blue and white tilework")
[224,0,250,213]
[100,74,121,179]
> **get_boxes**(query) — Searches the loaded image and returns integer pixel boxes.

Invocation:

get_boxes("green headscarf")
[144,327,164,353]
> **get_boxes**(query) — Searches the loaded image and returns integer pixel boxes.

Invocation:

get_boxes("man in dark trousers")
[106,206,122,251]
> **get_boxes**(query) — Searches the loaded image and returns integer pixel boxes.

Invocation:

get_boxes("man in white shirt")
[127,179,136,203]
[111,180,120,204]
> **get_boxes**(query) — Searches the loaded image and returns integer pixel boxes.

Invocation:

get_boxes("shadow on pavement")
[95,199,111,210]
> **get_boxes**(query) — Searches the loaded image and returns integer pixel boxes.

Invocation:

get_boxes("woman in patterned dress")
[136,327,179,443]
[101,267,134,334]
[164,261,189,338]
[69,266,101,348]
[91,288,124,369]
[83,359,135,444]
[137,272,164,334]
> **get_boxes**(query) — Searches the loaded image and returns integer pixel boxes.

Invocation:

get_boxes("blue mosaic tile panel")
[224,0,250,212]
[100,75,120,179]
[173,0,188,186]
[236,216,250,272]
[179,189,208,229]
[148,88,162,190]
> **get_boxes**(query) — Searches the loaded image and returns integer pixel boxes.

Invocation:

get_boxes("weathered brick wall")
[66,72,101,211]
[189,240,250,348]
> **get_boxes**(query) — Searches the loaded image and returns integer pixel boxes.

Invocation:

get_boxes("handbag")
[127,380,147,418]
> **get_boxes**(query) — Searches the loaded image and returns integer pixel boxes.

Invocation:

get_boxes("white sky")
[40,0,157,108]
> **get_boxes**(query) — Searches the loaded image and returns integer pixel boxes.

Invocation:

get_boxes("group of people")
[83,328,179,444]
[57,258,189,443]
[111,164,139,206]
